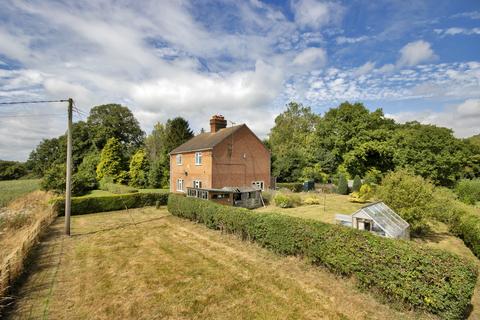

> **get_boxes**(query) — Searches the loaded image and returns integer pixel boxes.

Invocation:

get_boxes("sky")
[0,0,479,161]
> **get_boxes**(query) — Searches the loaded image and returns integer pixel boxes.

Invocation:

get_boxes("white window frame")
[252,181,265,191]
[176,154,182,165]
[193,180,202,189]
[195,152,202,165]
[176,179,184,192]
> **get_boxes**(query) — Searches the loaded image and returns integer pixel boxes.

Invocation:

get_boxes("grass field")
[0,179,41,207]
[78,188,169,198]
[256,193,365,224]
[5,207,434,320]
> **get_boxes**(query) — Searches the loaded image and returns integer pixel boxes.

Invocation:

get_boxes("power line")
[0,113,65,118]
[0,99,69,105]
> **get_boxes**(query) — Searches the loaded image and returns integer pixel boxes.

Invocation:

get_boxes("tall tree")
[164,117,194,153]
[87,104,144,153]
[27,137,63,176]
[96,137,127,183]
[269,102,321,182]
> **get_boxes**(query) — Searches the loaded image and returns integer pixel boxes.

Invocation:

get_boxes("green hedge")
[451,212,480,258]
[167,194,477,320]
[276,182,303,192]
[53,192,169,215]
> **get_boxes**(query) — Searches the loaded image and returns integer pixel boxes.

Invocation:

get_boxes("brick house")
[169,115,271,198]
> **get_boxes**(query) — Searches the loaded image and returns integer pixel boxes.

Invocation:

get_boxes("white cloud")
[386,99,480,138]
[292,47,327,66]
[354,61,375,76]
[292,0,344,29]
[397,40,436,67]
[434,27,480,37]
[452,11,480,20]
[336,35,369,44]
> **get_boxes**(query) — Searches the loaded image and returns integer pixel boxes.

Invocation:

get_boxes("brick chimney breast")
[210,115,227,133]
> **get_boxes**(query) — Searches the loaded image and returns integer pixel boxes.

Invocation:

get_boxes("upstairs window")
[195,152,202,165]
[176,154,182,165]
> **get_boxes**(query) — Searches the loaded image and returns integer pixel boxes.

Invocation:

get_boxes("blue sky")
[0,0,479,161]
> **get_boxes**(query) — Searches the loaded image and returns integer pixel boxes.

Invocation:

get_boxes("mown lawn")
[6,207,431,320]
[0,179,41,207]
[256,193,365,224]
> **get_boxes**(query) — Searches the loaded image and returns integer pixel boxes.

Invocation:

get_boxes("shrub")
[53,191,169,215]
[72,151,99,196]
[96,137,128,183]
[455,179,480,205]
[376,169,434,235]
[352,175,362,192]
[276,182,303,192]
[167,195,478,319]
[40,163,66,193]
[261,190,273,205]
[364,168,382,185]
[336,173,348,195]
[129,149,149,188]
[273,193,294,208]
[303,196,321,205]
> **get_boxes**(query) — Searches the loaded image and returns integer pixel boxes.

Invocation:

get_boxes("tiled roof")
[170,124,244,154]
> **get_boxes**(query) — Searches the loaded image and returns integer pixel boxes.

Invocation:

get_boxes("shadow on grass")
[70,215,171,238]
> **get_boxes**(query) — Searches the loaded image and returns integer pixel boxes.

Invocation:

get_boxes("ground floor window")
[252,181,264,190]
[193,180,202,188]
[176,179,184,192]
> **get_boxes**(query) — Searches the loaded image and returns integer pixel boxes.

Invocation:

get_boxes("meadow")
[6,207,433,320]
[0,179,41,207]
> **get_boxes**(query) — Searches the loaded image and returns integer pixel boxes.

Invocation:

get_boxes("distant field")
[0,179,41,207]
[6,207,430,320]
[77,188,169,198]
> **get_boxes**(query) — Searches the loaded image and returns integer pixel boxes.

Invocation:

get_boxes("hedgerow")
[53,192,168,215]
[167,194,478,320]
[276,182,303,192]
[450,210,480,258]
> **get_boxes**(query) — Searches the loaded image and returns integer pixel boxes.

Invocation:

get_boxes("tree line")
[1,101,479,194]
[267,101,480,187]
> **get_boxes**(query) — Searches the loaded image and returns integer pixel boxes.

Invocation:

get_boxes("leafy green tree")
[376,169,434,235]
[337,173,348,195]
[343,141,395,177]
[96,137,127,183]
[301,164,327,183]
[27,137,63,176]
[269,102,320,182]
[72,151,100,195]
[164,117,194,153]
[40,163,66,193]
[352,175,362,192]
[0,160,28,180]
[87,104,144,153]
[455,179,480,205]
[129,149,149,187]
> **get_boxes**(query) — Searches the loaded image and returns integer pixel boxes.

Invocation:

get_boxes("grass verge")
[0,180,41,207]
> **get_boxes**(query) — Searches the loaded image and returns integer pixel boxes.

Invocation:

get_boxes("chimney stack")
[210,115,227,133]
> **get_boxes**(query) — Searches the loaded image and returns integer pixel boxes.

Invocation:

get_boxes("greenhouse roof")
[352,202,409,238]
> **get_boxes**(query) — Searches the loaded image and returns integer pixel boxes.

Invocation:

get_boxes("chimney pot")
[210,115,227,133]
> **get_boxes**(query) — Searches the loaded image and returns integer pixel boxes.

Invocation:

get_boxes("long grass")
[0,179,41,207]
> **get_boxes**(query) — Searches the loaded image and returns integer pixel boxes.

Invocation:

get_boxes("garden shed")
[335,202,410,240]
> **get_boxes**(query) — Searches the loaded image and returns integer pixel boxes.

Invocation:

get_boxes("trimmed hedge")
[451,212,480,258]
[53,192,169,215]
[168,194,478,320]
[276,182,303,192]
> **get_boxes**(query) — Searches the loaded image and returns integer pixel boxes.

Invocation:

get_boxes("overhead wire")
[0,98,70,119]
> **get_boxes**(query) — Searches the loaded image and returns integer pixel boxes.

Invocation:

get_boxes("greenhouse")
[335,202,410,240]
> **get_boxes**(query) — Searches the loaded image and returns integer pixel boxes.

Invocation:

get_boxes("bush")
[336,173,348,195]
[350,184,374,203]
[261,190,273,205]
[129,149,149,188]
[72,152,99,196]
[96,137,128,183]
[167,195,478,319]
[276,182,303,192]
[273,193,301,208]
[376,169,434,235]
[364,168,382,185]
[455,179,480,205]
[352,175,362,192]
[303,196,321,205]
[53,192,169,215]
[40,163,66,193]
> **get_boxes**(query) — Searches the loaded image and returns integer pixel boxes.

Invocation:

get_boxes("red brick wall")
[170,151,212,193]
[212,125,270,189]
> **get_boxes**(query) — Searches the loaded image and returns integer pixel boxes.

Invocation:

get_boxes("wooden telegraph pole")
[65,98,73,235]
